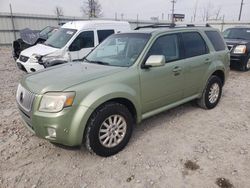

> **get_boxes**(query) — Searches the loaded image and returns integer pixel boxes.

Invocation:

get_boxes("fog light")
[47,128,56,138]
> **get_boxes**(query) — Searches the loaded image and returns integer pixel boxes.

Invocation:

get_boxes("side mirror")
[143,55,165,68]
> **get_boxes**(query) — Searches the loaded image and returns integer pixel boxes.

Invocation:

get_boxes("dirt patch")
[184,160,200,171]
[216,178,234,188]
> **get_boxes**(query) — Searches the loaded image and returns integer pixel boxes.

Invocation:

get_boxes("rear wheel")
[197,75,222,109]
[85,102,133,157]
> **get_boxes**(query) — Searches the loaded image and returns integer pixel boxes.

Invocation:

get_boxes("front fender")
[69,84,141,145]
[79,83,141,121]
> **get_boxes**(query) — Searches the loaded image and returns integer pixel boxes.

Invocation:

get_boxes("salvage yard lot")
[0,47,250,188]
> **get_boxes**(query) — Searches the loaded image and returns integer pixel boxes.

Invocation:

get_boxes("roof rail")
[186,23,211,27]
[134,23,211,30]
[134,23,176,30]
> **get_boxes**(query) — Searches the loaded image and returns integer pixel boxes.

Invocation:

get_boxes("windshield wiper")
[44,43,55,48]
[83,57,110,65]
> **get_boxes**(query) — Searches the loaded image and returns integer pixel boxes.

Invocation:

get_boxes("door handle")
[172,66,182,76]
[173,66,182,72]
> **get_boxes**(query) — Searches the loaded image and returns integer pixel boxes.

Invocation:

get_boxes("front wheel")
[197,75,222,109]
[241,56,250,71]
[85,102,133,157]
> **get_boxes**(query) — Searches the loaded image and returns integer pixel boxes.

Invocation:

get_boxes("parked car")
[16,25,230,157]
[12,26,58,60]
[223,26,250,71]
[16,20,131,73]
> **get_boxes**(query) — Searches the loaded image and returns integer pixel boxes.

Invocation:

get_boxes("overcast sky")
[0,0,249,22]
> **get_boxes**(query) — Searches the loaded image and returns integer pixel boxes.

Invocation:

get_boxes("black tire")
[85,102,133,157]
[241,56,250,71]
[197,75,222,109]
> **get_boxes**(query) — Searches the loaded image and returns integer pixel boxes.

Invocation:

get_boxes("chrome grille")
[16,84,35,112]
[19,55,29,62]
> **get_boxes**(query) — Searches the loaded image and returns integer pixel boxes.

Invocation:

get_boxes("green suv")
[16,25,230,156]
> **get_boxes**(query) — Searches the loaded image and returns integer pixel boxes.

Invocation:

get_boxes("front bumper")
[18,102,93,146]
[230,53,248,69]
[16,58,45,73]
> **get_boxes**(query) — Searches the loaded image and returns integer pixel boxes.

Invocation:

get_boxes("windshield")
[39,26,52,36]
[44,28,76,48]
[223,28,250,40]
[85,33,151,67]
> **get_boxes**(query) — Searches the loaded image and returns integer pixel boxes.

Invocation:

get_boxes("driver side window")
[69,31,94,51]
[147,34,180,62]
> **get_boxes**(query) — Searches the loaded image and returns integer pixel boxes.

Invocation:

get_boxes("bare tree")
[192,0,198,22]
[81,0,102,18]
[201,1,213,21]
[54,6,64,25]
[54,6,64,17]
[214,6,222,20]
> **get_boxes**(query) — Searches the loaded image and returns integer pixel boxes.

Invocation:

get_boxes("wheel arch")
[211,70,225,86]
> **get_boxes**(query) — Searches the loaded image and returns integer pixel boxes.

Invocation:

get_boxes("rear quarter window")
[182,32,208,58]
[205,31,226,51]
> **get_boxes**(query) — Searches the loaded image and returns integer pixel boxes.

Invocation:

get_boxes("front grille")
[227,45,234,52]
[16,84,35,112]
[19,55,29,62]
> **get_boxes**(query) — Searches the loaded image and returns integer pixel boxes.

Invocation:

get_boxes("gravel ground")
[0,47,250,188]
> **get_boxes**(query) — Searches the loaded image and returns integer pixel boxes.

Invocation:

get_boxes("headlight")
[42,55,67,63]
[233,45,247,54]
[39,92,75,112]
[30,54,42,61]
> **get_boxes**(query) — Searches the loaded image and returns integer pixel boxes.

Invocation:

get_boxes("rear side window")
[205,31,226,51]
[147,34,180,62]
[97,30,115,43]
[182,32,208,58]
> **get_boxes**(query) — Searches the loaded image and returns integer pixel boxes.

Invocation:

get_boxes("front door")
[68,31,95,61]
[139,34,185,114]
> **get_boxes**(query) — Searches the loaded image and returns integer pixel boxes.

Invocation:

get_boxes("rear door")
[139,33,185,113]
[180,31,211,98]
[204,30,229,68]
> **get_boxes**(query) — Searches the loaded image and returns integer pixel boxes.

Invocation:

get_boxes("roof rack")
[134,23,211,30]
[134,23,176,30]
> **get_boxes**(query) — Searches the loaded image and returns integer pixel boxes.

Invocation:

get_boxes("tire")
[197,75,222,109]
[85,102,133,157]
[241,56,250,71]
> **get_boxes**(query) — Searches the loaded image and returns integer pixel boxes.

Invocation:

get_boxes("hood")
[20,28,40,45]
[20,43,59,57]
[21,62,127,94]
[225,38,250,46]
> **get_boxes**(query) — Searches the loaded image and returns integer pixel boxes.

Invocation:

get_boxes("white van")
[16,20,131,73]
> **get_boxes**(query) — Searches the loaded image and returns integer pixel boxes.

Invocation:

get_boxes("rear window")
[182,32,208,58]
[97,30,115,43]
[205,31,226,51]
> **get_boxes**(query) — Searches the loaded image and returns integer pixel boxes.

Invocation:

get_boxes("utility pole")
[9,3,16,40]
[238,0,244,21]
[171,0,177,24]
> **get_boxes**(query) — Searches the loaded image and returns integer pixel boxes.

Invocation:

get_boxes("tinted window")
[70,31,94,51]
[182,32,208,58]
[205,31,226,51]
[148,34,180,62]
[97,30,114,43]
[223,28,250,40]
